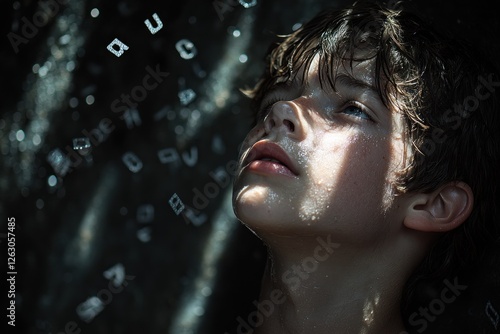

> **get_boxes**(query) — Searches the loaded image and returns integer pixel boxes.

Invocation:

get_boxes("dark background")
[1,0,499,333]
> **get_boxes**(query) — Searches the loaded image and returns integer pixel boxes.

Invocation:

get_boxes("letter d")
[65,145,82,167]
[253,299,274,317]
[209,169,230,188]
[192,188,209,210]
[21,16,39,38]
[236,316,253,334]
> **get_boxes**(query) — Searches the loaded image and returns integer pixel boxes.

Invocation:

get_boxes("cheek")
[341,141,389,202]
[300,132,392,224]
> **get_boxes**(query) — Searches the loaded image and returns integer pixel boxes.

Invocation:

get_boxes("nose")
[263,101,306,140]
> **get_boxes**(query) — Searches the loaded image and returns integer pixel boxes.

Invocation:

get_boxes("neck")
[248,233,415,334]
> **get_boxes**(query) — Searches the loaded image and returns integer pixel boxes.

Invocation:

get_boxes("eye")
[257,95,286,120]
[341,102,374,122]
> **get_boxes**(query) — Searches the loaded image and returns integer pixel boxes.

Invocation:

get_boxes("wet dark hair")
[245,0,500,323]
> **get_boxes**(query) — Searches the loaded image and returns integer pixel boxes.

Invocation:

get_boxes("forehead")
[306,54,405,130]
[281,53,379,97]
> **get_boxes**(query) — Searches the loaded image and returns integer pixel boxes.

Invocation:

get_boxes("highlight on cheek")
[297,135,343,223]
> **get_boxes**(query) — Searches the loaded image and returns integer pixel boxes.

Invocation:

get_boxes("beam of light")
[63,165,119,268]
[7,0,87,188]
[176,10,255,149]
[168,188,238,334]
[36,165,119,317]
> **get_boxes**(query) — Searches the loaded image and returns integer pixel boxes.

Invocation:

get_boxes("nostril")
[283,119,295,132]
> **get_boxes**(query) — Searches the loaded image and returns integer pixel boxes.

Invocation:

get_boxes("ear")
[403,181,474,232]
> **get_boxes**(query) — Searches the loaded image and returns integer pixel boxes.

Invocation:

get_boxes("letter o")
[108,280,124,294]
[33,11,49,27]
[131,86,147,102]
[302,257,318,273]
[423,138,436,155]
[429,299,445,316]
[97,289,113,305]
[464,96,479,112]
[204,182,219,199]
[247,310,264,328]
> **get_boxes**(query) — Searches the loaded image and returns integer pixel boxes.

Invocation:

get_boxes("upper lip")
[244,141,299,175]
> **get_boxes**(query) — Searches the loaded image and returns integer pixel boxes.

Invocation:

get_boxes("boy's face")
[233,55,409,243]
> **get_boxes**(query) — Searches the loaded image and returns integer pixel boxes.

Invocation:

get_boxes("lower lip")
[246,160,297,178]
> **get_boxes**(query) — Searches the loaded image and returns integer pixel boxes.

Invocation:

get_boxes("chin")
[234,193,284,232]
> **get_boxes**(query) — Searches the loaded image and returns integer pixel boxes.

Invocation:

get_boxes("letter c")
[142,74,158,90]
[440,287,456,303]
[313,245,329,261]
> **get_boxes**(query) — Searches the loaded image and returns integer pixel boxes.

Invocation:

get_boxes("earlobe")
[403,182,474,233]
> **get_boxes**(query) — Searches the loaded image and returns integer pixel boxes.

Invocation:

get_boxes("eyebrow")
[334,73,379,97]
[260,79,305,104]
[272,77,306,92]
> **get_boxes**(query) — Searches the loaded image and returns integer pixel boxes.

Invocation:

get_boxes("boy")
[232,1,500,333]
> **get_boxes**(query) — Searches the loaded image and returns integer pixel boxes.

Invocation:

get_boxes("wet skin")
[231,55,417,333]
[233,55,408,244]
